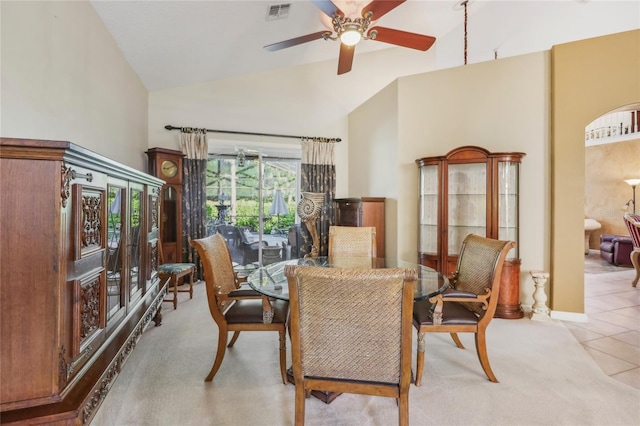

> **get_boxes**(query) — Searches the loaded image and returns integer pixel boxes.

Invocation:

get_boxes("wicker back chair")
[190,234,288,383]
[413,234,515,385]
[285,266,416,426]
[328,226,377,258]
[623,213,640,287]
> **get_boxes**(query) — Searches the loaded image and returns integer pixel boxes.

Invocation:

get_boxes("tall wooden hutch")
[146,147,184,263]
[0,138,166,424]
[416,146,525,319]
[333,197,385,258]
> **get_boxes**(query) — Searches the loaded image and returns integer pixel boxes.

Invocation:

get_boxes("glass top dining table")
[246,257,450,301]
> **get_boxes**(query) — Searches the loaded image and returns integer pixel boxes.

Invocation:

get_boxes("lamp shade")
[270,189,288,215]
[624,178,640,187]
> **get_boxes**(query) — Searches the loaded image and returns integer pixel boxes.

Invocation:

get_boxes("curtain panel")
[180,129,208,279]
[300,139,336,257]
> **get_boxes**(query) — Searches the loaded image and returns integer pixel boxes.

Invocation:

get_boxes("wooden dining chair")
[328,225,376,258]
[157,241,196,310]
[285,265,416,426]
[413,234,515,385]
[190,233,288,383]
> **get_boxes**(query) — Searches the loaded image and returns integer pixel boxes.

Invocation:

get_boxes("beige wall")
[0,0,148,170]
[349,81,400,258]
[585,139,640,244]
[551,30,640,314]
[350,52,549,310]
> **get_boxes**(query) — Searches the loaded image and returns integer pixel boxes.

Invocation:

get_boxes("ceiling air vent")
[266,3,291,21]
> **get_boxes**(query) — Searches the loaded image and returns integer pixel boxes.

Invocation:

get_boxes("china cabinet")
[416,146,525,319]
[0,138,165,424]
[146,147,185,263]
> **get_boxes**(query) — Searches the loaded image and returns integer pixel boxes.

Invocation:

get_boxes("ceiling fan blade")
[264,31,330,52]
[311,0,344,17]
[337,43,355,75]
[362,0,406,20]
[369,26,436,51]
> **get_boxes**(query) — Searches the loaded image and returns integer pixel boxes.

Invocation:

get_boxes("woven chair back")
[191,234,237,313]
[328,226,376,258]
[624,213,640,248]
[286,266,415,384]
[453,234,514,315]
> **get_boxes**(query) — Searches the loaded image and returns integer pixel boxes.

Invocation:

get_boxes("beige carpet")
[91,281,640,426]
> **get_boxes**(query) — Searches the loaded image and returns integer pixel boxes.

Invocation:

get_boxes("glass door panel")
[419,164,439,254]
[447,163,487,255]
[106,184,124,321]
[206,152,300,267]
[129,185,143,302]
[498,161,520,259]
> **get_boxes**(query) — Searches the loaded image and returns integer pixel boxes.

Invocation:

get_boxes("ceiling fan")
[264,0,436,75]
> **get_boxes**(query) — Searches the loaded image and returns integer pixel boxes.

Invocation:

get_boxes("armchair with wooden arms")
[413,234,515,385]
[285,266,416,426]
[623,213,640,287]
[190,234,288,383]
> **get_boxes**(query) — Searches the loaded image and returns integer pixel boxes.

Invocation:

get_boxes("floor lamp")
[296,192,324,258]
[624,179,640,215]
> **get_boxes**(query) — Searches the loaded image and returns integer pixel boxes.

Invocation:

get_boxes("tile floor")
[564,258,639,389]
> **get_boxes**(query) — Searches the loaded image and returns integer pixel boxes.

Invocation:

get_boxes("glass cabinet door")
[498,161,520,259]
[106,184,125,322]
[447,163,487,255]
[419,164,439,254]
[129,185,143,302]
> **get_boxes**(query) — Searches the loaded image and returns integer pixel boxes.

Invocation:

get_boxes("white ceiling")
[90,0,640,92]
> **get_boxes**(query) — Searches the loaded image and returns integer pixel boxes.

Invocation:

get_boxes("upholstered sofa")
[599,234,633,267]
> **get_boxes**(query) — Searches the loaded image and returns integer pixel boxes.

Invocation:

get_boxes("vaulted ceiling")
[90,1,640,92]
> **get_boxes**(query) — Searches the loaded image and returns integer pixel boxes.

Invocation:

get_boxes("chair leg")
[630,250,639,287]
[295,383,306,426]
[172,276,178,309]
[398,392,409,426]
[450,332,465,349]
[475,330,498,383]
[415,331,425,386]
[228,331,241,347]
[205,329,228,381]
[189,270,194,299]
[278,329,287,384]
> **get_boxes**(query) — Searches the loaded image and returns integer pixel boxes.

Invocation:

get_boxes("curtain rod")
[164,125,341,143]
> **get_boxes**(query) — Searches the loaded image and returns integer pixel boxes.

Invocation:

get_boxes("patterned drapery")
[299,138,336,257]
[180,128,208,279]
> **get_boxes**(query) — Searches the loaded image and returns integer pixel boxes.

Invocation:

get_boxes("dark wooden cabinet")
[146,148,184,263]
[416,146,525,319]
[0,138,166,424]
[333,197,385,258]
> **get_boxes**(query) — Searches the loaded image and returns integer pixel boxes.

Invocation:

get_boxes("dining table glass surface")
[247,257,449,301]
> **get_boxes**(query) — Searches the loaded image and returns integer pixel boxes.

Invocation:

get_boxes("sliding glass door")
[206,152,300,267]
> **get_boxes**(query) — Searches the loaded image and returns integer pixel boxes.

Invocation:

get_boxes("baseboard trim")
[550,310,588,322]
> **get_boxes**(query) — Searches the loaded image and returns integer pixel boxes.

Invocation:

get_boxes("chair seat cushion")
[158,263,195,274]
[413,299,479,326]
[226,298,289,324]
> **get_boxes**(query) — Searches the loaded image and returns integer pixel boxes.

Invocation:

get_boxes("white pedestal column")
[529,270,550,321]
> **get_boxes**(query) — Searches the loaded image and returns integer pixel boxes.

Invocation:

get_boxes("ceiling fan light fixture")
[339,25,362,46]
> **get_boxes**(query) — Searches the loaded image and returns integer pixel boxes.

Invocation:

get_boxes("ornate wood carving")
[82,192,103,249]
[81,277,101,339]
[61,165,73,207]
